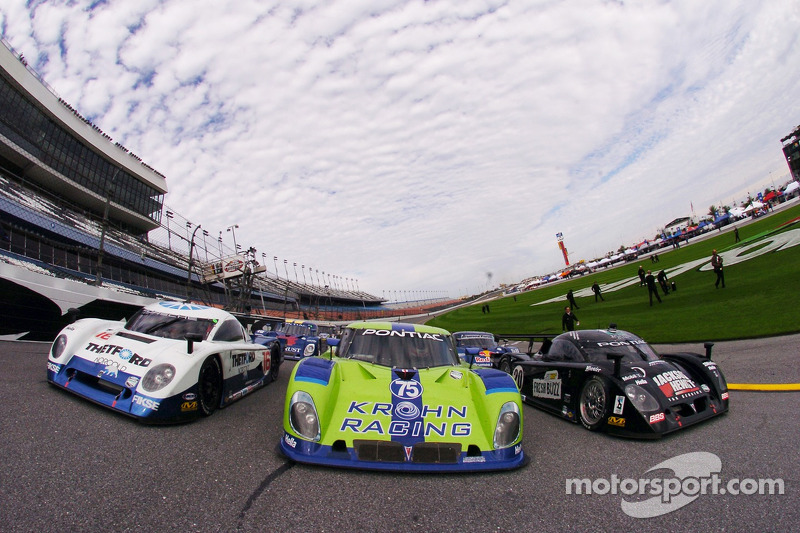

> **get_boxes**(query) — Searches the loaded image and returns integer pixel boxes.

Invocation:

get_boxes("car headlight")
[51,334,68,359]
[494,402,521,449]
[141,364,176,392]
[289,390,320,441]
[303,343,316,357]
[624,384,660,412]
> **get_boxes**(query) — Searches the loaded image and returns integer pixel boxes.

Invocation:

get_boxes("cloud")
[2,0,797,297]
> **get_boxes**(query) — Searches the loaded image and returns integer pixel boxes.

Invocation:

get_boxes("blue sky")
[1,0,797,299]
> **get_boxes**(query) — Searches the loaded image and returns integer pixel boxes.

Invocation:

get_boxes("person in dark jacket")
[562,306,580,331]
[657,269,670,295]
[566,289,580,309]
[591,281,604,301]
[645,270,662,306]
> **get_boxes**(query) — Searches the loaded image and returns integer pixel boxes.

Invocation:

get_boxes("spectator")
[711,250,725,288]
[645,270,662,306]
[562,306,580,331]
[657,270,670,295]
[566,289,580,309]
[591,281,604,302]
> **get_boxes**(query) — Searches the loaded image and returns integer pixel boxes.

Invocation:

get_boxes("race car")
[47,301,281,423]
[507,327,729,437]
[453,331,523,369]
[279,322,526,472]
[255,319,322,360]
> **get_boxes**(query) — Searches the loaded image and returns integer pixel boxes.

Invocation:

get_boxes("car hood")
[616,359,706,405]
[295,358,518,447]
[69,329,202,378]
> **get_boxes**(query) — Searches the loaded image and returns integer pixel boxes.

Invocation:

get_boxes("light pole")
[202,230,209,261]
[165,210,174,250]
[273,256,279,278]
[301,264,307,285]
[186,224,201,301]
[226,224,239,253]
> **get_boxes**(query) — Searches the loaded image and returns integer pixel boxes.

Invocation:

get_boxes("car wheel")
[270,345,281,382]
[578,376,609,431]
[499,356,512,374]
[198,356,222,416]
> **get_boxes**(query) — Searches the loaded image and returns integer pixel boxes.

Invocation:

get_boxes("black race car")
[505,327,729,438]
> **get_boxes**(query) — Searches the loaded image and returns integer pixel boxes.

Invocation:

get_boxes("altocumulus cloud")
[1,0,797,296]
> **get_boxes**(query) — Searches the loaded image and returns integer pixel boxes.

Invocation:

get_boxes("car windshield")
[278,323,314,336]
[339,327,459,368]
[456,335,496,350]
[125,309,216,340]
[580,338,660,364]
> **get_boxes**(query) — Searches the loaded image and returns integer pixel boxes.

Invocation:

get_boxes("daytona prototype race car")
[453,331,523,369]
[279,322,526,472]
[255,319,322,360]
[508,327,728,437]
[47,301,281,423]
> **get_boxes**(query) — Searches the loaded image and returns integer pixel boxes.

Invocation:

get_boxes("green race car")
[279,322,526,472]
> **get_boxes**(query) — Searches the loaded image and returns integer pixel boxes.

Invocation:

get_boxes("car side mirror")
[185,333,204,354]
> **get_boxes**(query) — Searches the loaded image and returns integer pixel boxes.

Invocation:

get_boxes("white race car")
[47,301,281,422]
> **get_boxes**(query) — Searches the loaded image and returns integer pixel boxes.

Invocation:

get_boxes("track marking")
[727,383,800,391]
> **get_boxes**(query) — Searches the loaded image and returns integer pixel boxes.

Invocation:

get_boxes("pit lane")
[1,336,797,533]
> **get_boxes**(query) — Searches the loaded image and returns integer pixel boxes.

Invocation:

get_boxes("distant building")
[663,217,690,235]
[781,125,800,182]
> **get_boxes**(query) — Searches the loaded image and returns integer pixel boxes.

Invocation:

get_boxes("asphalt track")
[1,336,798,533]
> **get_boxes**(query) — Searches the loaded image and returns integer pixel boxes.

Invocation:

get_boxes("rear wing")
[494,333,559,355]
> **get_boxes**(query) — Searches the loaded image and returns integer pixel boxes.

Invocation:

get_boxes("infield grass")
[428,202,800,343]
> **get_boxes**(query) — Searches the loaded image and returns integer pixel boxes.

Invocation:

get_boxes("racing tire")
[578,376,610,431]
[269,345,281,382]
[498,356,512,374]
[198,356,222,416]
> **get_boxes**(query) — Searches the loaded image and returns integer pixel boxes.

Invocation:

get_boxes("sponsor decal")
[649,412,665,424]
[635,378,648,386]
[180,401,198,412]
[126,376,140,388]
[613,395,625,415]
[701,384,710,392]
[561,405,574,419]
[183,392,197,401]
[94,357,127,373]
[607,416,626,427]
[585,365,602,373]
[450,370,463,380]
[621,367,647,381]
[342,401,470,437]
[362,329,444,341]
[463,456,487,463]
[531,378,561,399]
[47,362,61,373]
[721,392,729,400]
[702,361,717,370]
[230,351,256,368]
[95,332,112,340]
[390,379,423,400]
[132,395,160,411]
[283,434,297,448]
[98,364,119,379]
[85,343,151,367]
[653,370,699,399]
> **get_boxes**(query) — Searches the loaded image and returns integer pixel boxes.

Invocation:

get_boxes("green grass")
[428,203,800,343]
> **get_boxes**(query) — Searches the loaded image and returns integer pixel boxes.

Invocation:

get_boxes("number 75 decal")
[391,379,423,400]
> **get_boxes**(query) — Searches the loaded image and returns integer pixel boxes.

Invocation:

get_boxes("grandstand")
[0,38,412,340]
